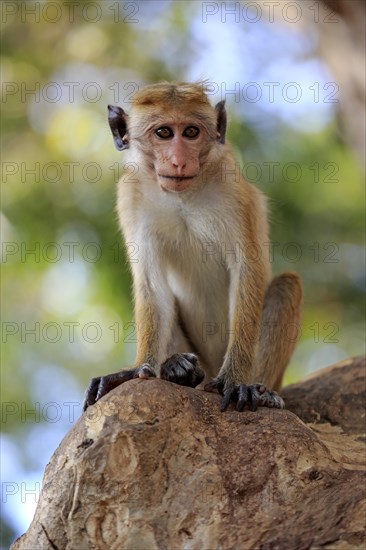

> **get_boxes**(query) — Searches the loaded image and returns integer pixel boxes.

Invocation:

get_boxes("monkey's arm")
[83,264,173,411]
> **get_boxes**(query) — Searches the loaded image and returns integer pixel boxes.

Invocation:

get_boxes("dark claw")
[204,379,285,412]
[204,377,233,410]
[83,365,156,411]
[220,386,236,412]
[204,378,224,394]
[83,377,101,411]
[237,384,250,412]
[160,353,205,388]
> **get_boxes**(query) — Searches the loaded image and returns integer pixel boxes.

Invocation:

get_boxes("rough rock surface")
[13,356,366,550]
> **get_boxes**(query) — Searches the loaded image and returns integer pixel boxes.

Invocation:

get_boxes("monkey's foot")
[204,380,285,412]
[83,365,156,411]
[160,353,205,388]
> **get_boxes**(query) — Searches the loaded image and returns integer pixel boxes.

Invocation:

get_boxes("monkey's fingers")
[95,366,156,402]
[207,382,285,412]
[237,384,253,412]
[238,384,285,411]
[204,378,225,395]
[220,386,237,412]
[160,353,204,387]
[83,377,101,412]
[252,384,285,409]
[83,365,156,411]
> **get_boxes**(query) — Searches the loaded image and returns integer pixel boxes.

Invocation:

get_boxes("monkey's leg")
[205,272,302,412]
[255,272,303,391]
[230,272,302,411]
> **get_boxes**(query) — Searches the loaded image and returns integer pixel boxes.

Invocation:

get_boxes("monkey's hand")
[160,353,205,388]
[204,379,285,412]
[83,365,156,411]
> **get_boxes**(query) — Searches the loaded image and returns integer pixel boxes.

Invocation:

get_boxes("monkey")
[83,82,303,413]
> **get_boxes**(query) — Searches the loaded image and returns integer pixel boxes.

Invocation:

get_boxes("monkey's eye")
[155,127,174,139]
[183,126,200,139]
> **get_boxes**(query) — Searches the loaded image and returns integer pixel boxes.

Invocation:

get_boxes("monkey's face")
[127,97,220,194]
[147,120,209,193]
[108,83,227,194]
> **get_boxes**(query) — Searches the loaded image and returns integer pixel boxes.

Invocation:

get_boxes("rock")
[12,356,366,550]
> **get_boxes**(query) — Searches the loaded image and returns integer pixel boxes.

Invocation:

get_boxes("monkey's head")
[108,82,227,193]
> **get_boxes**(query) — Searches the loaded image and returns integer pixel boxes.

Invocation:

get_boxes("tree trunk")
[12,356,365,550]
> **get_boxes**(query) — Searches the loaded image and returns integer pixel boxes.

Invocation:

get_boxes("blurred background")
[1,0,365,546]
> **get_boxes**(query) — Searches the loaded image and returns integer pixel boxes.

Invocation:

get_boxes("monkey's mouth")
[159,175,196,181]
[158,175,197,193]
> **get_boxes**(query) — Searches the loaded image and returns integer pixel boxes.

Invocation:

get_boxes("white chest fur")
[118,177,243,370]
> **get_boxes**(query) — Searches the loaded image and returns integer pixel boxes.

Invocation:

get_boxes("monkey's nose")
[172,162,187,176]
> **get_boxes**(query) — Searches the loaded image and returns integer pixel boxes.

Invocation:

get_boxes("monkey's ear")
[108,105,129,151]
[215,100,226,144]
